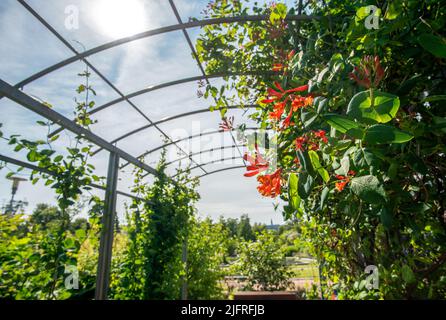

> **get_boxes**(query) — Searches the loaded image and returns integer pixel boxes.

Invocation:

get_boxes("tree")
[235,230,291,291]
[186,218,228,299]
[237,214,255,241]
[30,203,70,231]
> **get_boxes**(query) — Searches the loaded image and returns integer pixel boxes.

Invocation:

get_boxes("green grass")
[288,263,319,279]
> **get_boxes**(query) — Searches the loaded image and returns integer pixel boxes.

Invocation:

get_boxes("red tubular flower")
[335,170,356,191]
[313,129,328,143]
[257,168,282,198]
[243,146,269,177]
[349,55,385,89]
[308,142,319,151]
[269,101,286,121]
[295,136,307,151]
[261,84,309,105]
[219,116,234,131]
[335,175,349,192]
[272,63,284,72]
[272,50,296,73]
[373,56,384,87]
[281,94,313,129]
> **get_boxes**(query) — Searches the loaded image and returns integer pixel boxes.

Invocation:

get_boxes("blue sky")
[0,0,287,224]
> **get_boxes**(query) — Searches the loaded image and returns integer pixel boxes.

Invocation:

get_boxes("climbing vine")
[197,0,446,299]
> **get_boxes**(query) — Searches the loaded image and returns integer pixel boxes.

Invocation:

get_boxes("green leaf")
[27,150,39,162]
[335,156,350,176]
[320,186,329,209]
[385,1,400,20]
[288,173,301,210]
[301,110,318,128]
[423,95,446,102]
[323,113,363,138]
[364,124,414,144]
[298,172,314,199]
[401,264,416,284]
[75,229,86,239]
[308,150,329,182]
[296,150,315,176]
[418,34,446,59]
[350,175,386,204]
[379,206,393,230]
[347,91,400,123]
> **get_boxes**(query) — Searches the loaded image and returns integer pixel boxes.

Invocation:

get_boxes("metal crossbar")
[90,105,257,156]
[17,0,207,174]
[119,127,259,170]
[3,14,319,94]
[0,154,148,203]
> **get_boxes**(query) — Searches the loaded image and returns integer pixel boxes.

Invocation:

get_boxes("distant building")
[265,219,280,231]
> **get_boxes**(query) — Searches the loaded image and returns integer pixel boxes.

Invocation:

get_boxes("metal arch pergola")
[0,0,318,300]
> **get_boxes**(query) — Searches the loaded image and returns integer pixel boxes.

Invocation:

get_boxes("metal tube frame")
[91,105,257,155]
[94,152,120,300]
[119,127,259,169]
[1,1,319,301]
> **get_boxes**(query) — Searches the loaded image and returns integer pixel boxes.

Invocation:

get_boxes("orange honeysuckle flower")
[272,63,284,72]
[335,170,356,191]
[261,83,309,104]
[335,175,350,192]
[257,168,282,198]
[269,101,286,121]
[281,94,313,129]
[313,129,328,144]
[272,50,296,73]
[295,136,308,151]
[243,146,269,177]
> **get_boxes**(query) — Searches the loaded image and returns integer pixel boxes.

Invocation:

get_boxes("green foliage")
[186,218,228,299]
[233,230,292,291]
[0,68,104,300]
[197,0,446,299]
[111,152,200,300]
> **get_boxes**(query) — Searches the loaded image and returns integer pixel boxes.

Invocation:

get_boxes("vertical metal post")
[181,237,188,300]
[95,152,120,300]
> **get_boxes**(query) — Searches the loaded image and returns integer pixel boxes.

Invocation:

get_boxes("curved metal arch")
[91,104,258,155]
[9,14,318,91]
[165,144,246,167]
[120,127,259,169]
[87,72,269,116]
[141,144,246,178]
[172,155,244,178]
[198,165,247,178]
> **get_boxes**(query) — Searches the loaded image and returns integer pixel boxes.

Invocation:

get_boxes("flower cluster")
[219,116,234,131]
[295,130,328,151]
[257,168,282,198]
[335,170,356,192]
[243,149,269,177]
[261,82,312,129]
[272,50,295,74]
[349,55,384,89]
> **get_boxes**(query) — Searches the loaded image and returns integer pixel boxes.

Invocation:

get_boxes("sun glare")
[93,0,147,39]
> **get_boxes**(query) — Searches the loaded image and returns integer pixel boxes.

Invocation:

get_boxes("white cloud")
[0,0,286,224]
